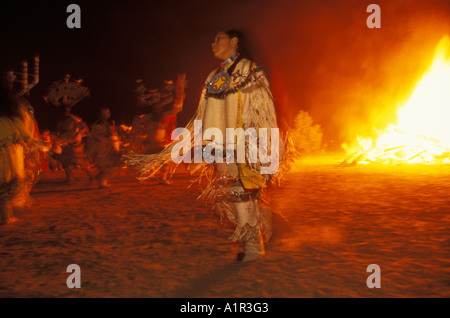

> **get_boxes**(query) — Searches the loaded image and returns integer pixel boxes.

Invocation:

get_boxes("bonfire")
[343,36,450,165]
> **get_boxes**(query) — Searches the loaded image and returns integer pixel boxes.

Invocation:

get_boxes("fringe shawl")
[125,58,291,184]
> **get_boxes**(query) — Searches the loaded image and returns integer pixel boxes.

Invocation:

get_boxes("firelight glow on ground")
[0,162,449,297]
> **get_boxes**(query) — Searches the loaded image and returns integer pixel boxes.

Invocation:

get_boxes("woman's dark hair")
[225,29,253,60]
[0,75,21,119]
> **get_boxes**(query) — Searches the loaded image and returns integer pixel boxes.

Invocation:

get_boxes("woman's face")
[211,32,237,61]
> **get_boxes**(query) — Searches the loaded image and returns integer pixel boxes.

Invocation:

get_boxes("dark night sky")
[1,0,449,150]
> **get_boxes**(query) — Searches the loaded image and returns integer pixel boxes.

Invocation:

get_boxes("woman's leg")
[215,163,265,262]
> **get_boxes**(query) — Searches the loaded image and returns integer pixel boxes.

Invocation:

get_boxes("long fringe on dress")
[124,59,299,241]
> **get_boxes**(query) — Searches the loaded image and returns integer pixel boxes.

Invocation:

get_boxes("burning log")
[405,150,427,163]
[383,145,406,153]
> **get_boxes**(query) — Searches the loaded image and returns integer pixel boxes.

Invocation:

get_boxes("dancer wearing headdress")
[44,74,92,183]
[0,75,43,224]
[1,56,46,223]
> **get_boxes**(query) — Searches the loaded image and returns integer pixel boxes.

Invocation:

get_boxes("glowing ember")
[343,36,450,164]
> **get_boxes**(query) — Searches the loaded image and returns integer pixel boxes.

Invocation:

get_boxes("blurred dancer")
[43,74,91,183]
[87,107,120,188]
[55,105,92,183]
[132,76,185,183]
[12,98,43,208]
[0,77,42,224]
[40,130,59,171]
[133,77,185,153]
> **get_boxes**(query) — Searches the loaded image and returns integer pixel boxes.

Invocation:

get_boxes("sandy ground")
[1,158,450,298]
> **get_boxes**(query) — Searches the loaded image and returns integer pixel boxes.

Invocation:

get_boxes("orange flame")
[343,36,450,165]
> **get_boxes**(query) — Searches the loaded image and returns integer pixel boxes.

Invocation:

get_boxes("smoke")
[247,0,450,151]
